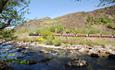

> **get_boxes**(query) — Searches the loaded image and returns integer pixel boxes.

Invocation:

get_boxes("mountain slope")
[56,6,115,28]
[15,6,115,34]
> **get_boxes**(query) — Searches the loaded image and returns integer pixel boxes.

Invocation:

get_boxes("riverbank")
[0,41,89,70]
[1,39,115,58]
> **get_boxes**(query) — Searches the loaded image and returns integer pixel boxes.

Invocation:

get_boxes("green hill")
[15,6,115,35]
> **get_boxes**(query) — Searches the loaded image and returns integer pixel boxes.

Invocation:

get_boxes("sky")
[26,0,105,20]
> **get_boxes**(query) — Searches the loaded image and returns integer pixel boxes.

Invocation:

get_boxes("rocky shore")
[0,40,115,58]
[0,39,115,70]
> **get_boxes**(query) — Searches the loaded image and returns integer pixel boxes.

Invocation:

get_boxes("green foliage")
[44,39,53,45]
[97,17,112,24]
[49,26,55,32]
[0,30,16,40]
[44,37,61,46]
[74,26,101,34]
[7,59,29,64]
[86,16,94,25]
[76,0,115,6]
[55,24,64,33]
[44,36,54,45]
[37,28,53,39]
[107,23,115,30]
[0,22,5,28]
[49,24,64,33]
[86,16,113,25]
[37,37,45,43]
[8,53,16,57]
[52,38,61,46]
[37,27,54,44]
[85,16,115,34]
[19,60,29,64]
[36,25,63,46]
[99,0,115,6]
[64,29,73,34]
[0,0,30,29]
[59,37,115,46]
[79,39,95,46]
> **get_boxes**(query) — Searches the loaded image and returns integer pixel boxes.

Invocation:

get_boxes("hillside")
[15,6,115,35]
[56,6,115,28]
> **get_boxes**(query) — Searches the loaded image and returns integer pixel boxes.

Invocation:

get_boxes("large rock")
[65,58,87,67]
[88,48,99,58]
[0,61,12,70]
[90,53,99,58]
[108,54,115,60]
[78,48,89,54]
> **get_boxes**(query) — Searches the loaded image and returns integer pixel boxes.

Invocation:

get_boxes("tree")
[0,0,30,29]
[75,0,115,6]
[99,0,115,6]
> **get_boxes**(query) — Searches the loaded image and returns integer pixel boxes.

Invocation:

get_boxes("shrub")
[49,26,55,32]
[98,17,112,24]
[0,30,16,40]
[52,38,61,46]
[64,29,75,34]
[44,39,53,45]
[44,35,55,45]
[86,16,94,24]
[86,16,113,25]
[107,23,115,30]
[40,24,64,33]
[37,28,53,39]
[37,37,45,43]
[55,24,64,33]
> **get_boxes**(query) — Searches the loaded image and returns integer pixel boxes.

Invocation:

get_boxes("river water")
[0,43,115,70]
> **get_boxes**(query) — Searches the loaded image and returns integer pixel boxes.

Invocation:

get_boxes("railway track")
[29,33,115,38]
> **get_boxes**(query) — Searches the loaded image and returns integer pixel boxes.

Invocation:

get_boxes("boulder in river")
[65,58,87,67]
[90,53,99,58]
[108,54,115,60]
[0,60,12,70]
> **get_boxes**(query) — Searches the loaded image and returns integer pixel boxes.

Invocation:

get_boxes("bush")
[52,38,61,46]
[49,26,55,32]
[64,29,72,34]
[44,39,53,45]
[86,16,94,25]
[37,28,53,39]
[0,30,16,40]
[44,35,55,45]
[55,24,64,33]
[86,16,113,25]
[98,17,112,24]
[107,23,115,30]
[37,37,45,43]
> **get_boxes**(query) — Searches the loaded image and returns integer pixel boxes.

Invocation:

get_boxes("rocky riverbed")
[5,40,115,58]
[0,40,115,70]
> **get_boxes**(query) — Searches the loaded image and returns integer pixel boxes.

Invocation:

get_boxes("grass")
[13,23,115,47]
[58,37,115,46]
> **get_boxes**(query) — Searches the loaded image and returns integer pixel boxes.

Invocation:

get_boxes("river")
[0,43,115,70]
